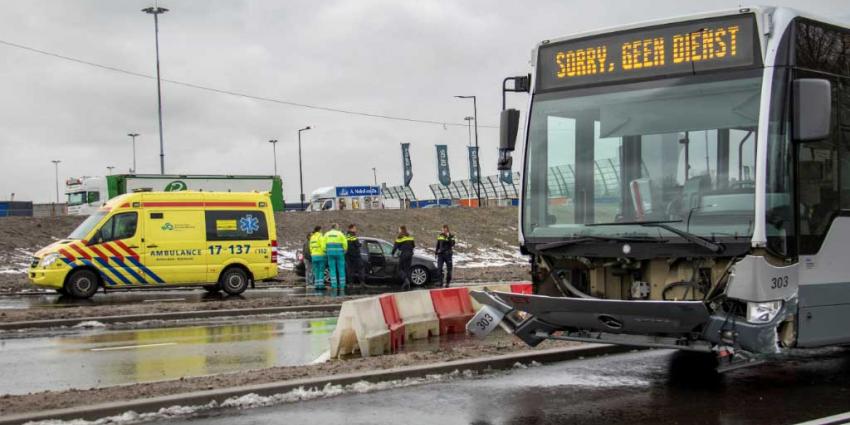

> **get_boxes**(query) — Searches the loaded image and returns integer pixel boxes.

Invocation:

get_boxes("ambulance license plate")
[466,304,505,337]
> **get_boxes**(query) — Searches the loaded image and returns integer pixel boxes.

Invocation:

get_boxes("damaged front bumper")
[469,290,791,355]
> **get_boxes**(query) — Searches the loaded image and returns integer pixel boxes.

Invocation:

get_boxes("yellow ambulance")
[28,191,279,298]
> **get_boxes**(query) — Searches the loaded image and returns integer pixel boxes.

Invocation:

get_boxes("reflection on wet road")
[0,288,303,310]
[169,349,850,425]
[0,317,336,395]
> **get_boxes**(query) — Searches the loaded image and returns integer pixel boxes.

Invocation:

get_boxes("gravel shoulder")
[0,294,355,323]
[0,333,575,416]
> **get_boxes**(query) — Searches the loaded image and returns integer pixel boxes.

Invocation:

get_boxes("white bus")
[473,7,850,369]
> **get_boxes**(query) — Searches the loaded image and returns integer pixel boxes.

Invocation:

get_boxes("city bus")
[471,7,850,369]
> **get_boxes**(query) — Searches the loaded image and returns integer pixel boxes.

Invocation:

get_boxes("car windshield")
[523,74,763,241]
[67,211,107,239]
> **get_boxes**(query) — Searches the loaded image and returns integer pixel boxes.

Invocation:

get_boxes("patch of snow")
[25,370,483,425]
[309,350,331,364]
[73,321,107,329]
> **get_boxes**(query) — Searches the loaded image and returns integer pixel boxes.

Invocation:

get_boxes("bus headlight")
[746,300,783,324]
[40,253,60,268]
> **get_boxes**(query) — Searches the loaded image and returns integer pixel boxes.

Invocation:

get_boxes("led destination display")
[537,14,759,91]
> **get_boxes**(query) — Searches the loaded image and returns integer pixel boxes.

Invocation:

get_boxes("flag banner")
[436,144,451,186]
[468,146,480,183]
[401,143,413,187]
[500,168,513,184]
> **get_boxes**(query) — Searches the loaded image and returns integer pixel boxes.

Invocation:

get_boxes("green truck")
[65,174,284,215]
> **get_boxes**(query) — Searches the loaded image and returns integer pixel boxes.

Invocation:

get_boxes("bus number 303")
[208,244,251,255]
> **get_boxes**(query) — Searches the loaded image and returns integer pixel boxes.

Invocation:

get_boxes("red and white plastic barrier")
[329,282,532,358]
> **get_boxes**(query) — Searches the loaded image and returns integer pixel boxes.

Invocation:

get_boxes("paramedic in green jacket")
[324,223,349,290]
[308,226,326,290]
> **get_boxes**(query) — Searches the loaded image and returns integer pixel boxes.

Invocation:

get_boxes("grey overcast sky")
[0,0,846,203]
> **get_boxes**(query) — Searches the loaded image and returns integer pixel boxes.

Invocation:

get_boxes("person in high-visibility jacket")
[391,225,415,291]
[308,226,327,290]
[324,223,349,290]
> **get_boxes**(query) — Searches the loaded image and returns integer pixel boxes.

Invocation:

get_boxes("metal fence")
[429,172,521,200]
[382,185,418,201]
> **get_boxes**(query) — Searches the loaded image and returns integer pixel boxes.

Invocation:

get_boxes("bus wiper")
[535,234,665,252]
[586,220,723,253]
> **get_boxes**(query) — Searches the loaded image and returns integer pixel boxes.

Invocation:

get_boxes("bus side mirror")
[793,78,832,142]
[498,109,520,171]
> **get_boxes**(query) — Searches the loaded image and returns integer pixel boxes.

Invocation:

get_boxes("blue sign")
[335,186,381,197]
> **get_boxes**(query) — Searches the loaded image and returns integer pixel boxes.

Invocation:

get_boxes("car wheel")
[219,268,249,295]
[203,284,221,293]
[410,265,430,287]
[65,269,99,299]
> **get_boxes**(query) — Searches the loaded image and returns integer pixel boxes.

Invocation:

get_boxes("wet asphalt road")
[0,316,336,395]
[169,348,850,425]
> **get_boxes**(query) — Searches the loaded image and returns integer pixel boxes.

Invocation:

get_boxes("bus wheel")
[65,269,99,299]
[220,268,249,296]
[203,284,221,293]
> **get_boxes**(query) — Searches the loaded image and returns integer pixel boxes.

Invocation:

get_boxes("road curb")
[0,304,342,331]
[0,344,630,424]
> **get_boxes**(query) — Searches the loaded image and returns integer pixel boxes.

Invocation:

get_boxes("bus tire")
[219,267,249,296]
[203,284,221,293]
[65,269,99,299]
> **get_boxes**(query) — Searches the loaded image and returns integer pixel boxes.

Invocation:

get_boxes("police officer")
[324,223,348,291]
[308,226,326,290]
[345,224,365,286]
[392,225,415,291]
[435,224,456,288]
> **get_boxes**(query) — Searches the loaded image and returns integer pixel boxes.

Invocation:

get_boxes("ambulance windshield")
[68,211,107,239]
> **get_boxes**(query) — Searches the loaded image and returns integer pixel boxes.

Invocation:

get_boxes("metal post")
[142,6,168,174]
[268,139,278,175]
[297,126,311,209]
[455,95,481,207]
[51,160,61,203]
[127,133,138,173]
[372,167,377,187]
[107,166,115,175]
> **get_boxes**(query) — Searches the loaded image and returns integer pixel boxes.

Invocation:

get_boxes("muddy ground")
[0,333,575,416]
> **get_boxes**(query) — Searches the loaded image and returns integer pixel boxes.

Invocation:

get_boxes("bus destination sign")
[537,14,759,91]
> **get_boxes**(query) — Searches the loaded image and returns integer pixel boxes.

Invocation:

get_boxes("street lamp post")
[107,166,115,175]
[297,126,311,209]
[268,139,279,176]
[464,116,474,147]
[455,96,481,207]
[372,167,377,187]
[142,6,168,174]
[50,160,61,204]
[127,133,139,173]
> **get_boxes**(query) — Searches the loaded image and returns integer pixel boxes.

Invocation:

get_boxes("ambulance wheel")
[203,284,221,293]
[220,268,249,296]
[65,269,99,299]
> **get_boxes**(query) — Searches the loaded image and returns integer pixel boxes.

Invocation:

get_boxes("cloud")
[0,0,844,202]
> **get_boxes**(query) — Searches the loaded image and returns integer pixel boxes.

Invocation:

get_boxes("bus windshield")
[523,75,762,242]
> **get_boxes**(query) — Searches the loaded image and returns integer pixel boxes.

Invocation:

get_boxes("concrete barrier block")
[394,290,440,340]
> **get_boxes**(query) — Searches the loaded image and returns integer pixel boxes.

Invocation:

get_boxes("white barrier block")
[394,290,440,340]
[329,297,390,358]
[469,283,512,311]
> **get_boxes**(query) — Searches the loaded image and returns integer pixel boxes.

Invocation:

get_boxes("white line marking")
[91,342,177,352]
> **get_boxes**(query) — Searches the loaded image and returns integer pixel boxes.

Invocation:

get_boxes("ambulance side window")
[97,212,138,243]
[205,210,269,241]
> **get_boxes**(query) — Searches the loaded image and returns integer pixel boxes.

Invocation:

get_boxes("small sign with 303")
[466,304,506,338]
